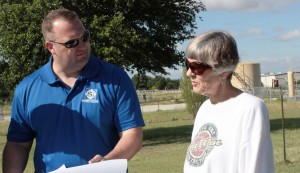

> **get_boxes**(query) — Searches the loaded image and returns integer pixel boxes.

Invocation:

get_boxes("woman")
[183,31,275,173]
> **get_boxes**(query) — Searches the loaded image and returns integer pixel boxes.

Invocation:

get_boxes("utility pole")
[280,87,287,163]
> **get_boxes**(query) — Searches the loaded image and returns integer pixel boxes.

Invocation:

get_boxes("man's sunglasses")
[49,30,90,48]
[185,59,212,75]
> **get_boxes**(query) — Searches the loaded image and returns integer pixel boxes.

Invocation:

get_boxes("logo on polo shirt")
[186,123,222,167]
[82,88,99,103]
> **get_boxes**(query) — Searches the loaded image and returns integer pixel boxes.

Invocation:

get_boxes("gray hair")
[186,31,240,74]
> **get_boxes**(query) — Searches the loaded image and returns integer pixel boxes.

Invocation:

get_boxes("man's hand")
[88,154,105,164]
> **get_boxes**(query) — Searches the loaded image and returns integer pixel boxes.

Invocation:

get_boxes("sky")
[163,0,300,79]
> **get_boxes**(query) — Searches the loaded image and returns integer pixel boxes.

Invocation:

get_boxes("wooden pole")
[280,88,287,162]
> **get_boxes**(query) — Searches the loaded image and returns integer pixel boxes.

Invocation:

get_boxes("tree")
[132,74,148,89]
[131,74,180,90]
[165,78,180,90]
[0,0,205,99]
[0,0,62,100]
[180,67,206,117]
[154,76,167,90]
[0,55,9,100]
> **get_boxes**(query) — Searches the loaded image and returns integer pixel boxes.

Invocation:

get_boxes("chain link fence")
[245,87,300,101]
[137,88,300,105]
[136,90,184,105]
[1,88,299,121]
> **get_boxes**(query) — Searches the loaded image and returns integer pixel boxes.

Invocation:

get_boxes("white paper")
[49,159,127,173]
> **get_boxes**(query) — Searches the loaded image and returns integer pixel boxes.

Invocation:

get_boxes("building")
[231,62,300,99]
[261,72,300,89]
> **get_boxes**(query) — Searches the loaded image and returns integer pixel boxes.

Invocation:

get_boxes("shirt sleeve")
[7,86,36,142]
[238,100,275,173]
[113,69,145,132]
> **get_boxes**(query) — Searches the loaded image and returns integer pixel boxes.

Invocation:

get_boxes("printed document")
[49,159,127,173]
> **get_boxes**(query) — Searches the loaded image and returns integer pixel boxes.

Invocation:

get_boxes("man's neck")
[53,66,82,89]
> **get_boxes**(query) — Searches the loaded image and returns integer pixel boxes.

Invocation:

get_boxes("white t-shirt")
[184,92,275,173]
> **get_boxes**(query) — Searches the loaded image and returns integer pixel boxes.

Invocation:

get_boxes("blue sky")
[164,0,300,79]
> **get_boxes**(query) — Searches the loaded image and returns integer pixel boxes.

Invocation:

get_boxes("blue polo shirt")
[7,55,144,173]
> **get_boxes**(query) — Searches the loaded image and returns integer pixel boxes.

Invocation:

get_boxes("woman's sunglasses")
[185,59,212,75]
[49,30,90,48]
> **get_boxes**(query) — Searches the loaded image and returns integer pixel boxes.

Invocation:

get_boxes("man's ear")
[45,41,55,55]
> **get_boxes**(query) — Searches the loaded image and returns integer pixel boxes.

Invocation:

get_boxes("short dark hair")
[41,8,79,40]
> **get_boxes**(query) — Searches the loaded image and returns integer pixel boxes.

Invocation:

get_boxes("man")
[3,8,144,173]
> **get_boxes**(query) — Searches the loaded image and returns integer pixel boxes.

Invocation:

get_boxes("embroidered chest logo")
[186,123,222,167]
[82,88,99,103]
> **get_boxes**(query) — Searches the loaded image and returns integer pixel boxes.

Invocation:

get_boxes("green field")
[0,100,299,172]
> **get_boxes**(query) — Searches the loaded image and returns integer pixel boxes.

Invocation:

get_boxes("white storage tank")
[231,62,261,90]
[288,71,294,97]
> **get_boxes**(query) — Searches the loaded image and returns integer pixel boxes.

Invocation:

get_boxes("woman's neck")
[210,83,242,104]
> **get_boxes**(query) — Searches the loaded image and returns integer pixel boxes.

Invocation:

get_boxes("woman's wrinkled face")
[186,58,223,98]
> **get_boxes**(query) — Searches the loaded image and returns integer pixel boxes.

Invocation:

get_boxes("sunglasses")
[185,59,212,75]
[49,30,90,48]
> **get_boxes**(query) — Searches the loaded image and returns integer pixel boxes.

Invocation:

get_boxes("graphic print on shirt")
[186,123,222,167]
[82,88,99,103]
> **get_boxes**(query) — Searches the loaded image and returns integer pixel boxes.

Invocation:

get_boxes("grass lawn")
[131,101,300,173]
[0,101,300,172]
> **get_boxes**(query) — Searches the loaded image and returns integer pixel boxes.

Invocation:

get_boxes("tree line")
[131,74,180,90]
[132,69,207,117]
[0,0,205,100]
[0,1,207,116]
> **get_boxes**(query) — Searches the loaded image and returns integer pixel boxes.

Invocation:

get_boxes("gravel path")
[140,103,185,112]
[0,103,186,122]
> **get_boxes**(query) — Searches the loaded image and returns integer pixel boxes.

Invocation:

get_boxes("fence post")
[0,105,4,121]
[157,91,160,111]
[280,87,287,163]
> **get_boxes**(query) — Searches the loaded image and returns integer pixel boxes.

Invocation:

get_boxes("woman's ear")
[221,71,231,80]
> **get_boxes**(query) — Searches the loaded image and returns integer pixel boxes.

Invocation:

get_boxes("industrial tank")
[231,62,261,90]
[287,71,294,97]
